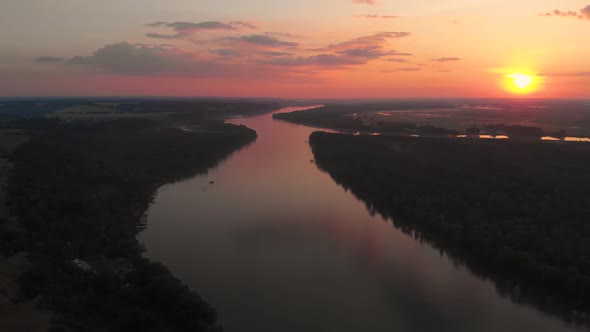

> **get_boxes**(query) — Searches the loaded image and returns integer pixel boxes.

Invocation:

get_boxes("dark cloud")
[224,34,299,47]
[35,56,63,62]
[63,26,416,76]
[335,46,406,59]
[262,54,365,67]
[538,10,583,19]
[146,21,167,27]
[145,33,178,39]
[230,21,260,29]
[210,49,243,57]
[356,15,398,19]
[430,57,461,62]
[145,20,255,39]
[265,32,299,39]
[306,32,411,64]
[383,67,422,73]
[149,21,236,31]
[315,32,410,53]
[539,5,590,20]
[253,31,415,69]
[258,51,294,56]
[553,10,579,17]
[67,42,224,76]
[210,47,294,58]
[382,32,410,38]
[211,48,294,58]
[353,0,375,4]
[65,41,312,79]
[134,42,175,49]
[389,51,413,56]
[387,58,409,63]
[398,67,421,72]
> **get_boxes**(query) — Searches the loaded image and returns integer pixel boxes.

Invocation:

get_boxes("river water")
[140,106,586,332]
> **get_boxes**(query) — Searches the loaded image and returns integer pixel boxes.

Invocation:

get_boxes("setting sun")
[505,73,540,94]
[511,74,533,89]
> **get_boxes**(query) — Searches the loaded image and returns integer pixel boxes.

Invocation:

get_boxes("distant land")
[274,99,590,139]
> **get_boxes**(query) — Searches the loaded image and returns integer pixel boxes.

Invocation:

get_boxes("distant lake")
[139,106,588,332]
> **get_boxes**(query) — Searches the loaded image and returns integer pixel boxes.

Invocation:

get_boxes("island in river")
[309,131,590,325]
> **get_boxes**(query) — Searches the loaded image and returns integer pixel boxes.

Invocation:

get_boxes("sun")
[504,73,539,94]
[510,74,533,89]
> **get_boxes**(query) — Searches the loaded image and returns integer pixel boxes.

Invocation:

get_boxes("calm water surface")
[140,107,587,332]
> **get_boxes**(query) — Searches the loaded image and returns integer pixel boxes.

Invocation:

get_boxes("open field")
[0,99,283,123]
[54,104,117,115]
[366,108,590,137]
[50,110,176,121]
[49,104,176,121]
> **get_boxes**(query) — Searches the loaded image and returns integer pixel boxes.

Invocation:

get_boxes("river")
[139,106,587,332]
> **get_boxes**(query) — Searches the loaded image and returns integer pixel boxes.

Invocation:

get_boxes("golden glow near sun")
[505,73,540,94]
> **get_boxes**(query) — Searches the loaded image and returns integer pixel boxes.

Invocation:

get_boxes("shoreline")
[310,131,590,327]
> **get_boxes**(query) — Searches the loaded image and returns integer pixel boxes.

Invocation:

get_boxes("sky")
[1,0,589,98]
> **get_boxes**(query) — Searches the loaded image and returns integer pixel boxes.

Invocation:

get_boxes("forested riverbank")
[3,118,257,331]
[310,131,590,326]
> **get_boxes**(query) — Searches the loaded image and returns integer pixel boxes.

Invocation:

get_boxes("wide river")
[140,106,587,332]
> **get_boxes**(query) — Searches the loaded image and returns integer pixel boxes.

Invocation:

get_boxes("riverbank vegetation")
[310,131,590,325]
[4,117,257,331]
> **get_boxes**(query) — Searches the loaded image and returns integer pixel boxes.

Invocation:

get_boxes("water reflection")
[542,136,590,142]
[140,107,588,332]
[456,134,510,139]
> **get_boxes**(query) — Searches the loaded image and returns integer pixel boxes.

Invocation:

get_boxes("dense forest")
[4,118,257,331]
[310,132,590,324]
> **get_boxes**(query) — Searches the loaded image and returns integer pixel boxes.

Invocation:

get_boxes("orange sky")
[1,0,589,98]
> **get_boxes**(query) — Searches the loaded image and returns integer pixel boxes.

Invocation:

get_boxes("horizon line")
[1,95,590,102]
